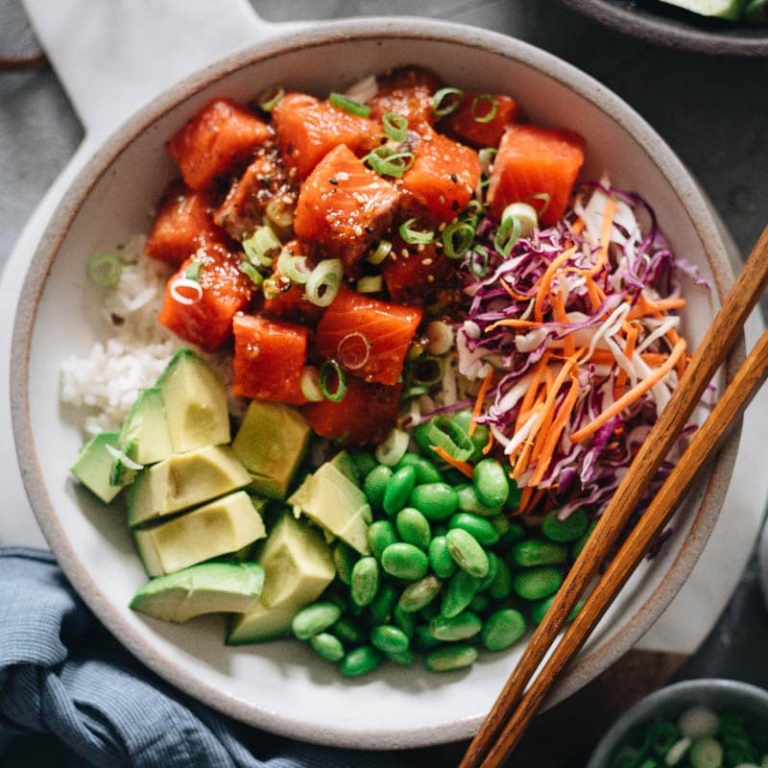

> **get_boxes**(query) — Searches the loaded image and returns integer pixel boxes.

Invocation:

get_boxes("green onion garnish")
[356,275,383,294]
[363,145,414,178]
[399,218,434,245]
[86,253,123,288]
[265,198,295,231]
[419,416,474,462]
[382,112,409,142]
[471,94,499,124]
[495,211,522,257]
[258,85,285,112]
[366,239,392,265]
[239,260,264,286]
[408,355,444,387]
[306,258,343,307]
[469,245,490,277]
[277,249,312,284]
[320,360,348,402]
[442,219,476,259]
[243,225,282,267]
[329,92,371,118]
[432,87,463,117]
[185,260,203,281]
[528,192,551,218]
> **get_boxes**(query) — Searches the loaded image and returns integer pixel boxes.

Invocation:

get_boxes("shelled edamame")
[291,410,594,677]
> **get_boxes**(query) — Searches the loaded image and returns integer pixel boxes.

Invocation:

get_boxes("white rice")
[59,236,181,435]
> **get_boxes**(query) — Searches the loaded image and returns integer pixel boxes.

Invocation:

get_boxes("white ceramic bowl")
[587,679,768,767]
[11,17,741,750]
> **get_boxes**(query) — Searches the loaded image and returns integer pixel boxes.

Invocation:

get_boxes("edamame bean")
[440,569,481,618]
[449,512,500,547]
[456,484,501,518]
[393,603,417,639]
[387,648,417,666]
[369,581,398,625]
[512,566,563,601]
[367,519,399,560]
[413,624,444,652]
[496,520,526,550]
[398,574,442,613]
[380,542,429,581]
[541,508,590,543]
[339,645,383,677]
[504,479,523,513]
[429,611,482,642]
[481,608,526,652]
[396,452,444,484]
[571,520,597,560]
[424,644,478,672]
[351,451,377,482]
[488,557,513,601]
[476,550,499,592]
[472,458,510,508]
[468,593,491,614]
[383,464,417,516]
[363,464,394,512]
[409,482,459,521]
[292,602,343,640]
[351,556,380,607]
[428,535,458,579]
[510,539,568,568]
[332,541,358,585]
[310,632,346,662]
[446,527,489,578]
[396,507,432,550]
[529,594,582,625]
[331,617,366,646]
[370,625,410,655]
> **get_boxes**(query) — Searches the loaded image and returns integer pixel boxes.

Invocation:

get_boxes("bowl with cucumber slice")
[561,0,768,57]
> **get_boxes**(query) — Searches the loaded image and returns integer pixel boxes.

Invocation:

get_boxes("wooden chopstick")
[460,224,768,768]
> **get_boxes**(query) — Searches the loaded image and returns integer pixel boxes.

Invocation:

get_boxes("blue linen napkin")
[0,547,404,768]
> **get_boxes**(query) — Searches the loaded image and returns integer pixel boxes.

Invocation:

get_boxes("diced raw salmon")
[314,286,422,386]
[157,243,254,351]
[272,92,381,180]
[486,123,585,226]
[367,66,443,130]
[441,92,520,149]
[167,98,272,190]
[293,144,400,275]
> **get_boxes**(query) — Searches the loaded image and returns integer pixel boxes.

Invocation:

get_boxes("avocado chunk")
[129,561,265,623]
[226,512,335,644]
[231,400,311,500]
[157,348,230,453]
[133,490,267,577]
[287,461,371,555]
[127,445,252,527]
[119,386,173,465]
[70,431,123,503]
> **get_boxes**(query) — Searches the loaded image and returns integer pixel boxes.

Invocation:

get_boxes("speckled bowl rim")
[11,17,742,749]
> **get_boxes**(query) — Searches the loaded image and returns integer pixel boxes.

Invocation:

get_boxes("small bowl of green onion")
[587,679,768,768]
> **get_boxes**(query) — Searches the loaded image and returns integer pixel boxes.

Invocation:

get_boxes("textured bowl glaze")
[11,17,740,749]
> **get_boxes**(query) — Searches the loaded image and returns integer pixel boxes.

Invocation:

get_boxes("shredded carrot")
[430,445,474,479]
[482,428,495,455]
[499,278,532,303]
[469,368,495,437]
[627,296,687,320]
[485,317,541,332]
[533,245,577,322]
[551,288,574,357]
[569,337,687,444]
[571,217,585,235]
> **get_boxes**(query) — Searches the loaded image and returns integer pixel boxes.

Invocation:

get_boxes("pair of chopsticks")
[461,224,768,768]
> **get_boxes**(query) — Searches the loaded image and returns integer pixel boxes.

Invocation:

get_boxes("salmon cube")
[486,123,585,226]
[145,182,226,268]
[157,243,254,351]
[272,92,381,180]
[293,144,400,274]
[367,66,443,131]
[382,239,459,308]
[167,98,272,190]
[441,92,520,149]
[399,131,482,224]
[231,313,309,405]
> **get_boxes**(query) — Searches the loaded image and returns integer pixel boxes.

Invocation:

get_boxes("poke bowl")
[10,17,741,750]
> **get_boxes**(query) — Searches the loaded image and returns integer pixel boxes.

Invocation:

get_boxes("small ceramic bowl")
[587,678,768,767]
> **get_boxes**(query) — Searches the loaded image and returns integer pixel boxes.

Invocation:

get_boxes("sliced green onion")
[366,239,392,265]
[261,276,281,301]
[432,87,463,117]
[300,366,324,402]
[239,260,264,286]
[469,245,490,277]
[471,94,499,123]
[320,360,347,402]
[337,331,371,371]
[408,355,444,387]
[375,428,410,467]
[479,147,497,172]
[403,385,431,399]
[185,260,203,281]
[265,198,295,231]
[258,85,285,112]
[86,253,123,288]
[494,211,522,257]
[528,192,551,219]
[503,202,539,238]
[382,112,409,142]
[105,443,144,471]
[356,275,383,293]
[399,218,434,245]
[418,416,474,462]
[277,248,312,284]
[329,92,371,118]
[169,277,203,305]
[243,225,282,267]
[442,219,476,259]
[364,145,414,178]
[306,258,343,307]
[426,320,454,355]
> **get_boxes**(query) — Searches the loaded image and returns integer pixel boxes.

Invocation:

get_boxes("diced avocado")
[657,0,746,18]
[157,348,230,453]
[133,490,266,577]
[127,445,252,527]
[287,461,371,555]
[226,512,335,644]
[329,449,362,484]
[231,400,311,500]
[70,431,123,503]
[119,387,173,465]
[129,561,265,623]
